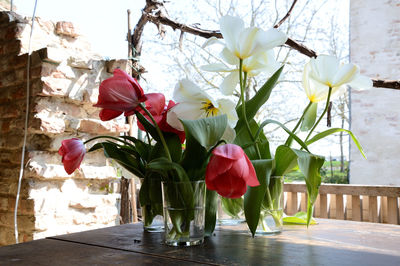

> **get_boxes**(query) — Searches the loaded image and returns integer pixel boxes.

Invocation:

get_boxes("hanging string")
[14,0,38,244]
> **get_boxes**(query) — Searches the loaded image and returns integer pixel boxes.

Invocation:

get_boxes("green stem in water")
[285,101,313,146]
[239,59,261,159]
[139,103,172,162]
[305,87,333,142]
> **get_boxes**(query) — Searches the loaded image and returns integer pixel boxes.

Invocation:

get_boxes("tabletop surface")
[1,219,400,265]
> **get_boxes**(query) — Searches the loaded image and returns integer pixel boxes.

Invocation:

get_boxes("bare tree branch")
[137,0,399,90]
[274,0,298,28]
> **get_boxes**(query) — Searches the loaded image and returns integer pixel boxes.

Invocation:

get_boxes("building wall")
[350,0,400,185]
[0,11,129,246]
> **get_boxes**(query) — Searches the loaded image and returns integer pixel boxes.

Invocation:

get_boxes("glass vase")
[256,176,284,235]
[162,180,206,246]
[140,177,164,232]
[217,196,245,225]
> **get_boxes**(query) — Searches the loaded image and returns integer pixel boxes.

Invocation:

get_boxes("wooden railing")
[284,183,400,225]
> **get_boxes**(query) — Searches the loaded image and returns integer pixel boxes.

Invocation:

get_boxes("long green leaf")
[146,157,189,182]
[255,119,310,152]
[300,102,318,131]
[180,115,228,150]
[204,189,218,237]
[135,111,159,141]
[306,128,366,158]
[244,159,273,237]
[273,145,298,176]
[234,119,271,160]
[292,150,325,226]
[235,66,284,134]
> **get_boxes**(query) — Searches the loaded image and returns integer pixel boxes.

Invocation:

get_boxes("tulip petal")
[310,55,340,85]
[213,173,247,198]
[99,109,123,121]
[206,155,234,182]
[333,63,359,87]
[243,156,259,187]
[166,102,204,131]
[202,36,223,48]
[347,74,373,90]
[212,144,244,160]
[220,48,239,65]
[173,79,209,102]
[220,15,243,53]
[238,27,260,59]
[254,28,287,52]
[144,93,165,115]
[217,98,239,128]
[201,63,231,72]
[220,71,239,96]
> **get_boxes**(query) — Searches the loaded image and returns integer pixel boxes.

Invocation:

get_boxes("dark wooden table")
[1,219,400,265]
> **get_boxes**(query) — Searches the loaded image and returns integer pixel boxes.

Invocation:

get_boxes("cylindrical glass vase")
[217,196,245,225]
[256,176,284,235]
[162,180,206,246]
[140,177,164,232]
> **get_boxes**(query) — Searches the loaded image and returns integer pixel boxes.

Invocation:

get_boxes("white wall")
[350,0,400,185]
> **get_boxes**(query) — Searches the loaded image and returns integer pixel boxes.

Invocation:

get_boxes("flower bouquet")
[59,15,370,243]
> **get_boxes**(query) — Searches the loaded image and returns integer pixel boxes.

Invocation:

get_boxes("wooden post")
[381,196,388,223]
[300,193,307,212]
[320,194,328,218]
[362,196,369,222]
[120,177,130,224]
[286,192,298,215]
[352,195,362,221]
[130,179,138,223]
[387,197,399,224]
[335,194,344,220]
[314,195,321,217]
[346,195,352,220]
[329,194,336,219]
[368,196,379,223]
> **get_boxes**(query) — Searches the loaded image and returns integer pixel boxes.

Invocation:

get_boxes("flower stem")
[285,101,313,146]
[83,135,131,145]
[239,59,261,159]
[304,87,332,142]
[139,103,172,162]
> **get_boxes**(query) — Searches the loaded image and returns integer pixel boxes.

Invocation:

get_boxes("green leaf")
[120,135,151,161]
[135,111,160,141]
[150,133,182,162]
[180,115,228,150]
[283,211,317,225]
[292,150,325,226]
[234,119,271,160]
[244,159,274,237]
[255,119,310,152]
[204,189,218,237]
[306,128,366,159]
[235,66,283,134]
[221,197,243,218]
[147,157,190,182]
[300,102,318,131]
[100,142,145,178]
[273,145,298,176]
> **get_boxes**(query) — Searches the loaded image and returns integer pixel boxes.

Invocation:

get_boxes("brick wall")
[350,0,400,185]
[0,11,129,246]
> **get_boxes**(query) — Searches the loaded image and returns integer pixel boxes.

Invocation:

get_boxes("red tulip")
[137,93,185,143]
[93,69,146,121]
[205,144,259,198]
[58,138,86,174]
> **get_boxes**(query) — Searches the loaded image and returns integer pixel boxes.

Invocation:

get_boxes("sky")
[12,0,351,159]
[14,0,146,58]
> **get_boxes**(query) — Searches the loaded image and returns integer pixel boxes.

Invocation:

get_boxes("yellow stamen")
[200,100,219,117]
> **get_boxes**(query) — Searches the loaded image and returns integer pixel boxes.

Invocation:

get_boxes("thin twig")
[139,0,399,90]
[274,0,298,28]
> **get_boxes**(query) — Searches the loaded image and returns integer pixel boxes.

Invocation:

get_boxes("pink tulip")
[137,93,185,143]
[205,144,259,198]
[93,69,146,121]
[58,138,86,175]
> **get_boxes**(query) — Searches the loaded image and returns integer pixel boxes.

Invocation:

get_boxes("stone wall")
[349,0,400,185]
[0,11,129,246]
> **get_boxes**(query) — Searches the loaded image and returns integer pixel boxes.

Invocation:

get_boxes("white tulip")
[219,15,287,60]
[303,55,372,102]
[166,79,239,132]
